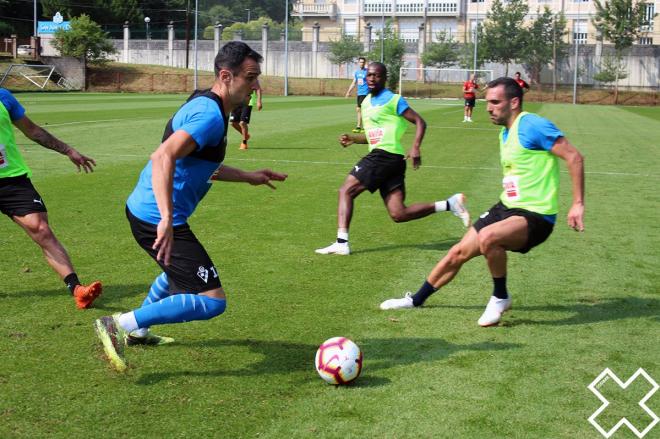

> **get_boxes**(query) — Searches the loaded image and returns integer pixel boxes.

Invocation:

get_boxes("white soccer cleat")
[478,296,512,327]
[315,241,350,255]
[449,193,471,228]
[380,292,415,310]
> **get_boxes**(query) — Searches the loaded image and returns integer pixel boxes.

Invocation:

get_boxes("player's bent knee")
[202,297,226,319]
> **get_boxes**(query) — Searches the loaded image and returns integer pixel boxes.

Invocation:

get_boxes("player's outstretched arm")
[551,137,585,231]
[212,165,287,190]
[339,133,367,147]
[13,115,96,173]
[401,108,426,170]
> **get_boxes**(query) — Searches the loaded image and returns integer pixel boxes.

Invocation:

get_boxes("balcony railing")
[292,2,338,17]
[363,1,458,15]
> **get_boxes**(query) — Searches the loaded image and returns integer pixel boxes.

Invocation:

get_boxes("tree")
[52,15,116,65]
[368,21,406,91]
[593,54,628,85]
[518,7,568,88]
[592,0,653,103]
[327,34,363,67]
[421,31,458,68]
[480,0,528,75]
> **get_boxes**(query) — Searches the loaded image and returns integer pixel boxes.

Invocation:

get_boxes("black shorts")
[0,174,48,217]
[464,98,476,108]
[230,105,252,124]
[126,207,222,294]
[473,201,554,254]
[356,95,367,107]
[350,149,406,199]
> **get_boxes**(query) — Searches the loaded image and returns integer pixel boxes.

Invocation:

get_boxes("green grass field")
[1,93,658,438]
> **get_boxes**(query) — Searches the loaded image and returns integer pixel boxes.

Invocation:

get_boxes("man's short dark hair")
[358,56,366,62]
[368,62,387,76]
[487,77,524,104]
[515,71,521,76]
[214,42,263,77]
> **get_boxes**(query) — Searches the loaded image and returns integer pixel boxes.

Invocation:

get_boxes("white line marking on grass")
[43,117,158,127]
[46,152,656,179]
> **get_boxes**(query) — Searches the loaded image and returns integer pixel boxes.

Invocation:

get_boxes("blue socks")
[142,272,170,306]
[134,294,226,329]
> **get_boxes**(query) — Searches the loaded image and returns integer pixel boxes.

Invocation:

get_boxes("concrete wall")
[40,55,85,90]
[109,39,660,89]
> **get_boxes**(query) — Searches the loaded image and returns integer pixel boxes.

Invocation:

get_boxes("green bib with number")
[361,93,408,156]
[499,111,559,215]
[0,103,31,178]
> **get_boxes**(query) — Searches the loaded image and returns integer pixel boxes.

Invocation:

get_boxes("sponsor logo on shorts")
[480,211,489,219]
[354,165,361,173]
[197,266,209,283]
[33,198,43,205]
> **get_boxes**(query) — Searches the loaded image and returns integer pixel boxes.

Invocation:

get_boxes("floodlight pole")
[380,0,384,63]
[145,17,151,64]
[33,0,37,37]
[194,0,199,90]
[284,0,289,96]
[572,1,580,105]
[472,1,479,74]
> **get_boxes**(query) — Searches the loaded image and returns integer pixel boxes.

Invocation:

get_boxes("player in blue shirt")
[345,57,369,133]
[0,88,101,309]
[93,42,288,372]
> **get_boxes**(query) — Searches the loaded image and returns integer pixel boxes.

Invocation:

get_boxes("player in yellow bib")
[316,62,470,256]
[380,77,585,326]
[0,88,101,309]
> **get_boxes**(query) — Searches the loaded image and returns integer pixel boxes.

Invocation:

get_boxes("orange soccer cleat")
[74,281,103,309]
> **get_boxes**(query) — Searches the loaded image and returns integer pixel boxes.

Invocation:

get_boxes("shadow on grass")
[435,297,659,326]
[0,284,150,310]
[351,238,459,255]
[134,337,520,386]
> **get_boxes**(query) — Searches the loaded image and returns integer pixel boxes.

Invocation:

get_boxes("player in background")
[380,77,585,327]
[0,88,101,309]
[315,62,470,256]
[93,42,287,372]
[462,73,479,123]
[514,72,530,93]
[230,79,262,150]
[345,57,369,133]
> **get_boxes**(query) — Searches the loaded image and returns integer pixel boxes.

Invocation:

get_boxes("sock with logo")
[64,273,81,295]
[337,229,349,244]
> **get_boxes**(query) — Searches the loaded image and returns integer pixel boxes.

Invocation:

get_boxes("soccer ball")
[315,337,363,385]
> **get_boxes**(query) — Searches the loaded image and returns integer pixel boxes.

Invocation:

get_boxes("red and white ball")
[315,337,363,385]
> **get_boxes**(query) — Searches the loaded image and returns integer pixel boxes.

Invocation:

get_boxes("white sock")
[337,230,349,243]
[118,311,139,333]
[132,327,148,337]
[434,200,449,212]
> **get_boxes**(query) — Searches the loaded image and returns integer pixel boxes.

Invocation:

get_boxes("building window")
[344,0,357,4]
[639,37,653,45]
[641,3,655,31]
[470,0,485,3]
[344,19,357,37]
[573,19,587,43]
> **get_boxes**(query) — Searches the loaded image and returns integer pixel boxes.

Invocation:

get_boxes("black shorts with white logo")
[356,94,367,107]
[230,105,253,124]
[126,207,222,294]
[464,97,476,108]
[0,174,47,217]
[349,149,406,199]
[473,201,554,254]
